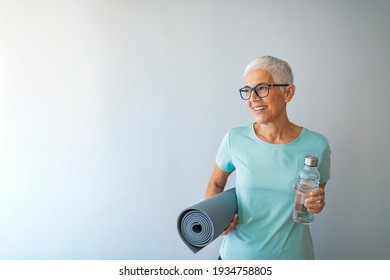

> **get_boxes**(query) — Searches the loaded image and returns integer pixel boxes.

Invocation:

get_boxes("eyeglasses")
[239,83,289,100]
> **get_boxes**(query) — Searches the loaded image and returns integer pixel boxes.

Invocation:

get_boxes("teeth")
[254,106,266,111]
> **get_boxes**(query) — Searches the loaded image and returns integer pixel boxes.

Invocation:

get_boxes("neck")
[253,120,301,144]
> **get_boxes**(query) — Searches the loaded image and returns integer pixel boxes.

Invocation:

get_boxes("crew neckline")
[250,123,305,146]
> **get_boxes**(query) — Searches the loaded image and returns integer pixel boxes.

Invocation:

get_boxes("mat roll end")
[177,188,237,253]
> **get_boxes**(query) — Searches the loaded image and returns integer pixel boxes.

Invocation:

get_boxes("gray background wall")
[1,0,389,260]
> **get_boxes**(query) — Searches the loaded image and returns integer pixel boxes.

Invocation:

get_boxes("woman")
[205,56,330,259]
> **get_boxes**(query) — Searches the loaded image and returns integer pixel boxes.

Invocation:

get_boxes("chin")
[253,116,266,124]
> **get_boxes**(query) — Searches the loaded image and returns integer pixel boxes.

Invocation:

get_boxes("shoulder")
[303,127,328,141]
[226,124,253,137]
[219,125,253,147]
[302,128,329,143]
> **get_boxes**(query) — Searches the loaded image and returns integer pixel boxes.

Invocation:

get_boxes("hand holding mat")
[177,188,237,253]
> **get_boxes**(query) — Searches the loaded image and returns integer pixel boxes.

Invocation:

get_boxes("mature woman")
[205,56,330,260]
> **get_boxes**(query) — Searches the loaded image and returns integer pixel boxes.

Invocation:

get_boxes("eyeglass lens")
[240,84,269,99]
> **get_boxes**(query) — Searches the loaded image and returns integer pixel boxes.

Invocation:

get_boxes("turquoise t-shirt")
[216,124,331,260]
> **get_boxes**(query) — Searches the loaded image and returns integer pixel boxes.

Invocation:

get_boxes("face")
[244,68,294,125]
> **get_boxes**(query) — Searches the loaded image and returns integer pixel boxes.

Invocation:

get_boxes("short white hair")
[244,55,294,84]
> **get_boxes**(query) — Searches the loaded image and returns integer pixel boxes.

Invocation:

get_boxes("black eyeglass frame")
[239,83,289,100]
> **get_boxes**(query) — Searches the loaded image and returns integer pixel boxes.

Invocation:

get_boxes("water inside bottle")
[293,189,314,224]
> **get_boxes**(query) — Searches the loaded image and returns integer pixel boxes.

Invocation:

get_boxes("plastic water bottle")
[293,156,320,225]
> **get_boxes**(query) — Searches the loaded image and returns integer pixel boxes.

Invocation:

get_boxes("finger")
[222,213,238,235]
[306,189,325,202]
[305,196,325,206]
[222,219,237,235]
[222,222,235,235]
[306,200,326,213]
[309,188,324,197]
[305,194,325,204]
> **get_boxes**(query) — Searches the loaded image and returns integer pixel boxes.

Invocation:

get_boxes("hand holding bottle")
[293,184,325,213]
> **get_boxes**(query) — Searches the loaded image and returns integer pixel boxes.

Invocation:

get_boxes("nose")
[249,89,260,102]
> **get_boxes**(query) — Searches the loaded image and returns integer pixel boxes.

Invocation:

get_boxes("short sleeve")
[215,131,236,173]
[318,140,331,184]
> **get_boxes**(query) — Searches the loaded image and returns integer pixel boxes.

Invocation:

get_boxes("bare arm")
[205,163,238,235]
[204,163,232,199]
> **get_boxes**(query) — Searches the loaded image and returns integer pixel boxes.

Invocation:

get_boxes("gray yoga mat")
[177,188,237,253]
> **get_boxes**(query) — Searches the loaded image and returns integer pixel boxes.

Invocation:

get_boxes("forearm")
[204,182,225,199]
[204,163,231,199]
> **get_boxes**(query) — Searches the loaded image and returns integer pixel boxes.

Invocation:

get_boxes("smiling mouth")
[253,106,267,111]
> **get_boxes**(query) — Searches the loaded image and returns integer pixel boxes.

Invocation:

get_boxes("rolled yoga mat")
[177,188,237,253]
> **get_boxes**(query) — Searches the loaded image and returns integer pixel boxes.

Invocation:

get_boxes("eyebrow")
[244,82,272,86]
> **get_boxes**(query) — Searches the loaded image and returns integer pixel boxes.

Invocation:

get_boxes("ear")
[284,84,295,103]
